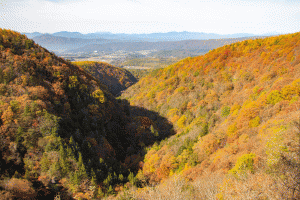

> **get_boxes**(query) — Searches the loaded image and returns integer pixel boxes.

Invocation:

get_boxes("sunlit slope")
[73,61,137,96]
[120,32,300,198]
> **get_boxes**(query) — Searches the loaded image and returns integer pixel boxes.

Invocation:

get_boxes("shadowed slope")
[73,61,137,96]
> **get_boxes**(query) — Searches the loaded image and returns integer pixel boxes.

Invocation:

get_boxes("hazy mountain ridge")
[24,31,279,41]
[25,31,273,57]
[31,34,109,53]
[67,36,267,54]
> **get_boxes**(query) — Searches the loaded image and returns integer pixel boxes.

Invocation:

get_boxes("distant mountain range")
[23,31,279,54]
[66,37,267,54]
[32,34,110,52]
[24,31,280,41]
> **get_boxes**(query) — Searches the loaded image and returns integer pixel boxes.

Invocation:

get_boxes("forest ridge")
[0,29,299,199]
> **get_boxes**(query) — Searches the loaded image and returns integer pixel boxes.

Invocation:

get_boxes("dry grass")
[114,175,194,200]
[191,171,224,200]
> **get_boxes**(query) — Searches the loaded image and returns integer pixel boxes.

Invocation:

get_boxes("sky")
[0,0,300,35]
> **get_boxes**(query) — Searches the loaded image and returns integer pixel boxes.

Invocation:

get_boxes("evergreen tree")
[40,153,50,172]
[73,171,80,185]
[99,158,104,164]
[15,126,23,144]
[150,125,155,134]
[90,168,97,186]
[107,185,115,196]
[119,174,124,182]
[103,173,112,187]
[78,152,84,166]
[59,144,70,177]
[77,152,88,179]
[23,104,30,116]
[69,136,74,146]
[66,146,74,159]
[49,160,61,179]
[97,186,104,198]
[128,172,136,186]
[113,171,117,183]
[79,163,87,179]
[24,169,30,180]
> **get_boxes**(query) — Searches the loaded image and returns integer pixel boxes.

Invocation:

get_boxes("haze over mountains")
[31,34,109,52]
[24,31,279,41]
[23,31,277,55]
[67,37,266,54]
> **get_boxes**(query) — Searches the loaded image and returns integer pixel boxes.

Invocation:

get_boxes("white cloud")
[1,0,299,34]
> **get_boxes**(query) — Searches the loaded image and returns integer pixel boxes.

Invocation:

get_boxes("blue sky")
[1,0,300,34]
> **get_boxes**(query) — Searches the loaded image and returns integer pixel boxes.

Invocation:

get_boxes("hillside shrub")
[177,115,187,129]
[221,106,231,117]
[230,104,241,116]
[249,116,260,128]
[267,90,282,105]
[228,153,256,176]
[227,123,237,137]
[193,71,200,77]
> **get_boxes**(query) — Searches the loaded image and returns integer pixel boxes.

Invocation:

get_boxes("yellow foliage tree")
[92,89,106,103]
[1,106,14,124]
[177,115,187,129]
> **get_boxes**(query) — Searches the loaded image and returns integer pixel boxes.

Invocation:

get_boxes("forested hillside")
[119,32,300,199]
[72,61,137,96]
[0,29,174,199]
[1,28,300,200]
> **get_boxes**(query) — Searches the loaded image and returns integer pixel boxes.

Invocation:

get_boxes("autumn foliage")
[1,28,300,199]
[73,61,137,96]
[120,31,300,199]
[0,29,161,199]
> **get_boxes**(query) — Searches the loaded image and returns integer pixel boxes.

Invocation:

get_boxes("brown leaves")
[6,178,36,199]
[27,86,49,101]
[52,81,65,97]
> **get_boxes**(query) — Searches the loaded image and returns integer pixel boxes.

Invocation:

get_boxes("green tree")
[119,174,124,182]
[229,153,256,176]
[25,40,33,49]
[107,185,115,196]
[59,144,70,176]
[90,168,97,186]
[15,126,23,144]
[221,106,231,117]
[49,160,61,179]
[78,153,88,179]
[128,172,136,186]
[72,171,80,185]
[103,173,112,187]
[23,104,30,116]
[40,153,50,172]
[200,122,209,137]
[97,186,104,198]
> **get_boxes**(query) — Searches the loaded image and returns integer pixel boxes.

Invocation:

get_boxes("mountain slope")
[119,32,300,199]
[73,61,137,96]
[0,29,172,199]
